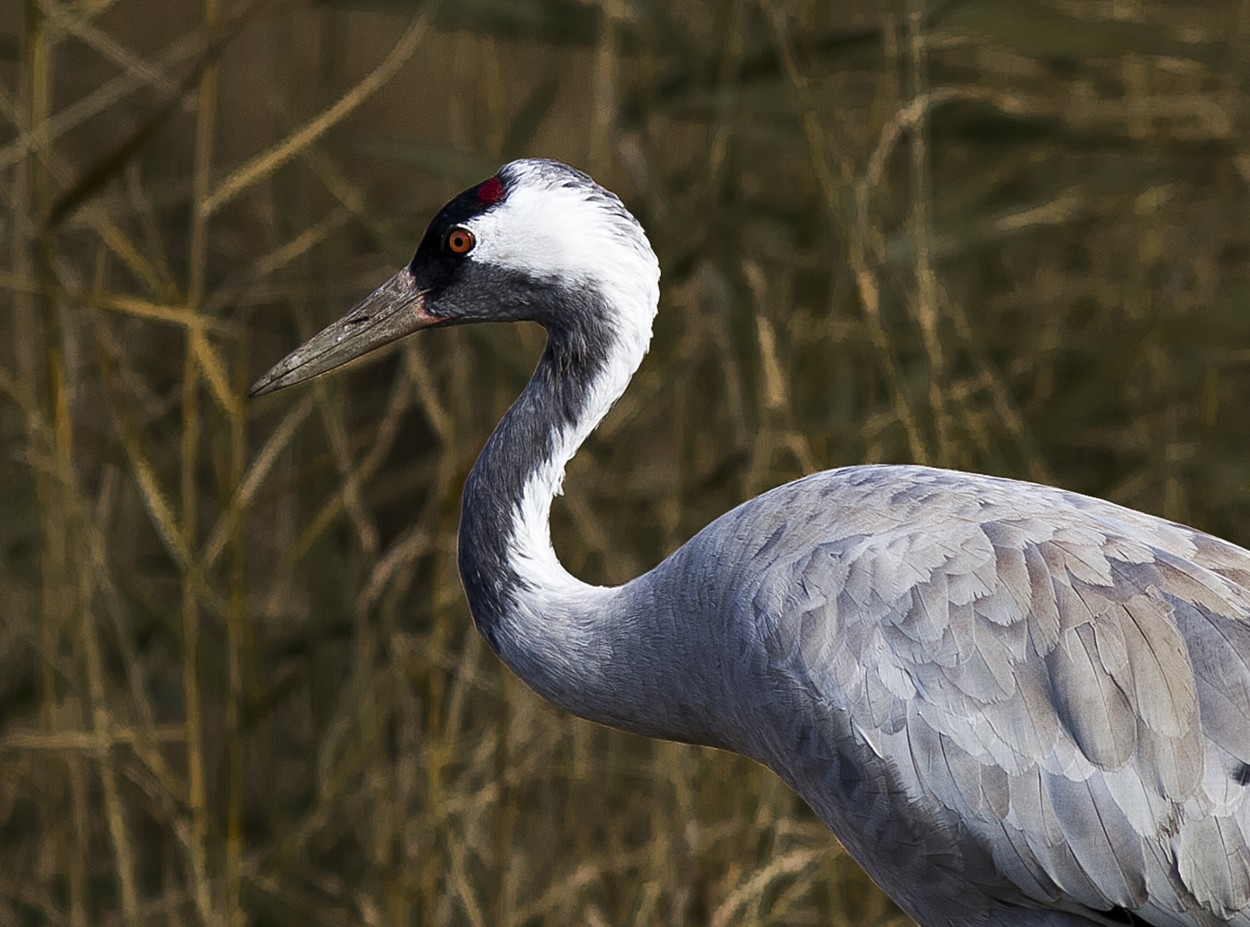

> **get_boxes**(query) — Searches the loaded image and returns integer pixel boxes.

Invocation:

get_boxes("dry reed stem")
[758,0,932,466]
[904,8,952,463]
[204,7,439,216]
[0,11,205,171]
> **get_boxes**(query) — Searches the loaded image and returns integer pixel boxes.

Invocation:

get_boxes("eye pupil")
[447,227,475,255]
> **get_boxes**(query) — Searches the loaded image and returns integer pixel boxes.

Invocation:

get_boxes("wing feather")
[1047,622,1138,767]
[1177,814,1250,916]
[733,465,1250,925]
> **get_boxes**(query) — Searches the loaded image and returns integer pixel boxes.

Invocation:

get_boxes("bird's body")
[252,159,1250,926]
[665,465,1250,926]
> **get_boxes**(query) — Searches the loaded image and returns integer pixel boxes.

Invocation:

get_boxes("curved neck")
[457,300,643,704]
[459,313,624,611]
[455,279,730,749]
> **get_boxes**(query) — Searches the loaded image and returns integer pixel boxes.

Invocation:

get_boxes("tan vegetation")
[2,0,1249,924]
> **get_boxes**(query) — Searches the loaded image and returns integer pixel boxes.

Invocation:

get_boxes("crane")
[251,159,1250,926]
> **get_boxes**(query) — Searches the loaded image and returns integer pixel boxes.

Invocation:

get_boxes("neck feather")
[457,283,657,728]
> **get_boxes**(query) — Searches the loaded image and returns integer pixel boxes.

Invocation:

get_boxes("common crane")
[251,159,1250,926]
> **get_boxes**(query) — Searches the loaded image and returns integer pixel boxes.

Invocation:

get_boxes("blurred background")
[3,0,1250,924]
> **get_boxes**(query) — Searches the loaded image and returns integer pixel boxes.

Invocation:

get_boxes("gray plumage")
[251,159,1250,926]
[660,465,1250,925]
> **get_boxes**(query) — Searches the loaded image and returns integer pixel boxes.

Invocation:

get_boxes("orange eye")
[446,226,475,255]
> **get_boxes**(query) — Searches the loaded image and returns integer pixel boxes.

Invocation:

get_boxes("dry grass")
[2,0,1249,924]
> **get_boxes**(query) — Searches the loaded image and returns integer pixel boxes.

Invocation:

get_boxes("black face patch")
[406,175,507,301]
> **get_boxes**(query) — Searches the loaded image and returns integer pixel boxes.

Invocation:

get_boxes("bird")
[251,158,1250,927]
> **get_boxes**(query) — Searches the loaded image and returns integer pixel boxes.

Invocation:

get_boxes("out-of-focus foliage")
[2,0,1248,924]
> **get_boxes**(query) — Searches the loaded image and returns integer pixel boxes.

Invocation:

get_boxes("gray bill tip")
[247,270,433,400]
[247,366,294,398]
[247,376,274,399]
[247,339,335,397]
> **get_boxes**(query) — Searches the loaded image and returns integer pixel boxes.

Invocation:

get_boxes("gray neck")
[457,313,612,650]
[456,302,722,746]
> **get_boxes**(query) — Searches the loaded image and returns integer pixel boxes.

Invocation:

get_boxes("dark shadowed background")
[3,1,1249,924]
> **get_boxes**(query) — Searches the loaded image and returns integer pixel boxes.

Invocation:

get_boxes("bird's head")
[250,159,660,397]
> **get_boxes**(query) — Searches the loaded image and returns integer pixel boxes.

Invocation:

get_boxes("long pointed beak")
[249,269,440,397]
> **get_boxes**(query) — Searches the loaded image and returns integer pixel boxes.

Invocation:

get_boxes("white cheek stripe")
[471,170,659,310]
[466,159,661,606]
